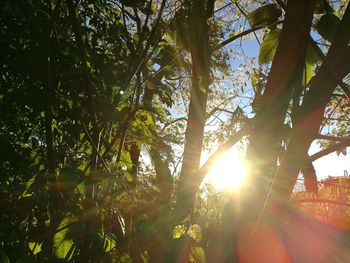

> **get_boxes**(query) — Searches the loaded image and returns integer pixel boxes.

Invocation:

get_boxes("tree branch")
[309,141,350,162]
[316,134,350,142]
[218,21,283,49]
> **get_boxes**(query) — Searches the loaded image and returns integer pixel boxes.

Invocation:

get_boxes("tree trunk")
[243,0,317,220]
[303,160,318,193]
[174,0,212,221]
[271,3,350,207]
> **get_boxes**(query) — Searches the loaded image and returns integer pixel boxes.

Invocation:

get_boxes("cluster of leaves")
[0,0,185,261]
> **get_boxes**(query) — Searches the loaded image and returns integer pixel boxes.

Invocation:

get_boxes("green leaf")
[258,29,281,64]
[303,46,321,85]
[53,216,77,259]
[28,242,42,255]
[20,175,37,198]
[228,30,236,39]
[190,246,205,263]
[104,234,116,253]
[76,181,86,196]
[123,171,133,182]
[247,4,282,27]
[315,13,340,41]
[172,225,186,239]
[0,249,10,263]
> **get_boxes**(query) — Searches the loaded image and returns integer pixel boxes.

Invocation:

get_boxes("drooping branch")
[309,141,350,162]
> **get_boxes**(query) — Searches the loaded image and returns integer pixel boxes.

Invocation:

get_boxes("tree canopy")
[1,0,350,262]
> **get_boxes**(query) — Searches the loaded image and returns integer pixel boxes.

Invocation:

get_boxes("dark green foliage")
[0,0,180,261]
[315,13,341,41]
[247,4,282,27]
[314,0,334,14]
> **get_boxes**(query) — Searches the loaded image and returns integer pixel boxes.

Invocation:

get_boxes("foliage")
[1,0,350,262]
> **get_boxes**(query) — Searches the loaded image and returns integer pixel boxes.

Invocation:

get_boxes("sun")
[205,151,248,191]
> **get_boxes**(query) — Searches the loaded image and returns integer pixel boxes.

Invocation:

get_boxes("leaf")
[0,249,10,263]
[258,29,281,64]
[315,0,334,14]
[123,171,133,182]
[28,242,42,255]
[228,30,236,39]
[301,46,322,85]
[119,253,133,263]
[247,4,282,27]
[190,246,205,263]
[20,175,37,198]
[104,234,116,253]
[53,216,77,259]
[187,224,202,242]
[76,181,86,196]
[315,13,340,41]
[172,225,186,239]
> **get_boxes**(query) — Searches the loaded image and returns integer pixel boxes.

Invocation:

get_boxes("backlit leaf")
[28,242,42,255]
[53,216,77,259]
[258,29,281,64]
[173,225,186,239]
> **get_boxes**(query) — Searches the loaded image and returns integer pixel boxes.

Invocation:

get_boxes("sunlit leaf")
[258,29,281,64]
[173,225,186,239]
[28,242,42,255]
[228,30,236,39]
[19,175,37,198]
[104,234,116,253]
[303,46,321,85]
[53,216,77,259]
[187,224,202,242]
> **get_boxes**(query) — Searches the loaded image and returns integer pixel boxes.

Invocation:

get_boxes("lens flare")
[205,152,248,191]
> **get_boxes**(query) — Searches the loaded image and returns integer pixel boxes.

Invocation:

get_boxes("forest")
[1,0,350,262]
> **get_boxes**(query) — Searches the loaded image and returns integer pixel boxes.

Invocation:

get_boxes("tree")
[1,0,350,262]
